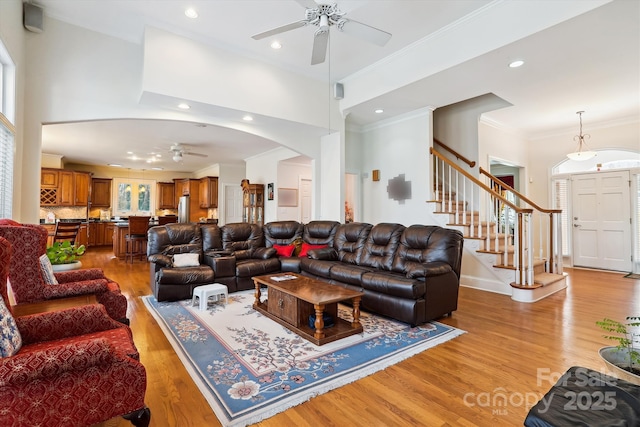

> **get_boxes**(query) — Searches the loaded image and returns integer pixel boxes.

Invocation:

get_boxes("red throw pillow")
[273,244,295,257]
[298,243,328,257]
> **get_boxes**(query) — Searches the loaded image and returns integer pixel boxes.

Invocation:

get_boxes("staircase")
[430,142,566,302]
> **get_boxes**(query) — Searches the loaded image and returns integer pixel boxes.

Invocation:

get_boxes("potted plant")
[46,241,86,271]
[596,316,640,385]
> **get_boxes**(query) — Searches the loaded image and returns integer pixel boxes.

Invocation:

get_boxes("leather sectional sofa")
[147,220,464,325]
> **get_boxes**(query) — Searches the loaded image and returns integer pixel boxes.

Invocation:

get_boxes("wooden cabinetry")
[77,223,88,247]
[199,177,218,208]
[157,182,176,209]
[39,168,90,207]
[74,172,90,206]
[91,178,112,207]
[88,222,116,247]
[241,179,264,226]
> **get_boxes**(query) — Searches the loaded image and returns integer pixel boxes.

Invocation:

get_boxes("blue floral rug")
[142,291,464,426]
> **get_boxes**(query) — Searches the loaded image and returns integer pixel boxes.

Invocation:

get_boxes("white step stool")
[191,283,228,310]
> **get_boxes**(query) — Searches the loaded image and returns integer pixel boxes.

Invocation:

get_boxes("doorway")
[571,170,632,271]
[224,184,243,225]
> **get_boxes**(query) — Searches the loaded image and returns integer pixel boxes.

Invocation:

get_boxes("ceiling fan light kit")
[168,143,209,163]
[252,1,392,65]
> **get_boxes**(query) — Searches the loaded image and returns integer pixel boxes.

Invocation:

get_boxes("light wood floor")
[88,247,639,427]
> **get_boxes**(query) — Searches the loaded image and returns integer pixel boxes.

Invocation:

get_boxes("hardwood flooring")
[87,247,639,427]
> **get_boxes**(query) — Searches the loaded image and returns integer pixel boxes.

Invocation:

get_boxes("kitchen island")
[113,221,157,260]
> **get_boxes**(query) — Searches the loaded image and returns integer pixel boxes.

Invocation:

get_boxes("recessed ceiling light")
[184,8,198,19]
[509,60,524,68]
[151,167,164,171]
[270,41,282,49]
[374,109,384,114]
[108,163,122,167]
[243,115,254,121]
[155,154,162,158]
[178,103,190,110]
[126,151,133,154]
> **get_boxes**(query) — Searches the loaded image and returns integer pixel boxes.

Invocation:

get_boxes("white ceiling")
[35,0,639,172]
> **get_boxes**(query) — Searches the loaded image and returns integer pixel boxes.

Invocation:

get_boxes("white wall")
[356,110,432,226]
[0,0,27,221]
[319,132,342,221]
[277,160,311,221]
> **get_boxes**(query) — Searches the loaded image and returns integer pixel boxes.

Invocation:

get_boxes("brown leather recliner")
[147,223,215,301]
[217,223,280,291]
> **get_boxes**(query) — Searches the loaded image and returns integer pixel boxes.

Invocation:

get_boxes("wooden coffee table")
[252,273,364,346]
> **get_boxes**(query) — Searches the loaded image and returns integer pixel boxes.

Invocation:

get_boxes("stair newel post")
[554,212,564,275]
[441,157,446,210]
[503,205,510,267]
[493,196,499,254]
[548,212,555,274]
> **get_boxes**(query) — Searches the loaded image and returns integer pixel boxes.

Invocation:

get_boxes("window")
[0,39,15,219]
[113,178,155,216]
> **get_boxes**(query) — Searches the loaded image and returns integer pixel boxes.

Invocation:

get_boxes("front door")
[572,170,632,271]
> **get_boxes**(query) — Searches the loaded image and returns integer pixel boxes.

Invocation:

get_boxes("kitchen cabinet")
[42,224,55,247]
[241,179,264,226]
[41,169,58,188]
[58,171,74,206]
[88,221,116,247]
[40,168,90,207]
[199,176,218,208]
[77,223,88,248]
[157,182,176,209]
[91,178,112,207]
[74,172,90,206]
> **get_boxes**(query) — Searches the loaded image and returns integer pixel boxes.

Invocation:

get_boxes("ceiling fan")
[167,143,208,162]
[252,0,392,65]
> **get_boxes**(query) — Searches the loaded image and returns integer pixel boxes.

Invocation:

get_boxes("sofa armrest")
[253,247,277,259]
[204,255,236,277]
[0,338,115,386]
[205,250,233,258]
[148,254,172,267]
[54,268,105,282]
[42,279,109,300]
[406,261,453,279]
[16,304,126,344]
[307,247,338,260]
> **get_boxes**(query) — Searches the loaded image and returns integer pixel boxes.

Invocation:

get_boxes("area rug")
[142,291,465,426]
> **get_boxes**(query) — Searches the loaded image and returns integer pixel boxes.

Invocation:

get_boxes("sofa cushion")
[263,221,303,247]
[273,244,295,257]
[299,258,336,279]
[329,263,374,286]
[361,271,426,299]
[0,297,22,357]
[359,223,405,270]
[333,223,372,264]
[302,221,340,246]
[39,254,59,285]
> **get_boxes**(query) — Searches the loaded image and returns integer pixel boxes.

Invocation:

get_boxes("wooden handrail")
[479,168,561,214]
[430,147,531,214]
[433,138,476,168]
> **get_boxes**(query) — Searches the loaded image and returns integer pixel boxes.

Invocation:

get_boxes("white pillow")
[172,253,200,267]
[39,254,59,285]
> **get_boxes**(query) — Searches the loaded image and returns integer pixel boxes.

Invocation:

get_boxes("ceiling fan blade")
[184,152,208,158]
[310,30,329,65]
[339,19,392,47]
[252,20,308,40]
[295,0,318,9]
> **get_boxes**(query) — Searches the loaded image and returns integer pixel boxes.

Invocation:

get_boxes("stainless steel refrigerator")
[178,195,190,223]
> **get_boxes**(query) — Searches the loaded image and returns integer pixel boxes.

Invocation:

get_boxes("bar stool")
[125,216,151,263]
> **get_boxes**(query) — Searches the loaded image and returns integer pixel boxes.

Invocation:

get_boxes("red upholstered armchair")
[0,222,127,321]
[0,236,150,427]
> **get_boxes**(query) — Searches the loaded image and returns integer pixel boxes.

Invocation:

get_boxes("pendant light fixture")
[567,111,596,161]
